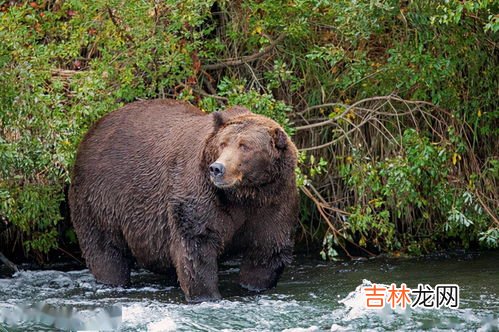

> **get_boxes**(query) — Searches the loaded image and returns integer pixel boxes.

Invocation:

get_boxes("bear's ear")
[272,127,288,150]
[213,106,251,129]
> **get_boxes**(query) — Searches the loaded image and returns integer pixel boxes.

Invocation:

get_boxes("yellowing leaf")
[253,26,262,35]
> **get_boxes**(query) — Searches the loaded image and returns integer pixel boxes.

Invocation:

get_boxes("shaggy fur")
[69,99,299,303]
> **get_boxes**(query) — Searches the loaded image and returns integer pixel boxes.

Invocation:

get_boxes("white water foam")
[330,279,499,331]
[122,303,176,331]
[335,279,407,320]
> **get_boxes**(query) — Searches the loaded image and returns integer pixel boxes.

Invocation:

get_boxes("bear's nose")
[209,162,225,178]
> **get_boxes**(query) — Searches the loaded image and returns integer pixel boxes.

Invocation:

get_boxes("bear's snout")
[209,162,225,178]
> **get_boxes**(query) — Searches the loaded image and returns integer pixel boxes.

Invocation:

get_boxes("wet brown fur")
[69,99,299,303]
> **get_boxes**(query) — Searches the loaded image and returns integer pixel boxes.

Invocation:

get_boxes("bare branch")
[301,185,376,258]
[178,82,228,102]
[106,6,134,44]
[202,34,286,70]
[474,190,499,227]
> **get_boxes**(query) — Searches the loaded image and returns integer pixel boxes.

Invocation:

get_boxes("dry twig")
[202,34,286,70]
[295,94,497,257]
[106,6,134,44]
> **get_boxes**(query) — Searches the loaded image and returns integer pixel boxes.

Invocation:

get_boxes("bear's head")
[205,106,297,191]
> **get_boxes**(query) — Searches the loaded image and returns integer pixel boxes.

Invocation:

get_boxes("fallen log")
[0,251,18,273]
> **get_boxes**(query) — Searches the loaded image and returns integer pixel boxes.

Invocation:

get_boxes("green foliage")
[203,77,294,133]
[0,0,213,254]
[339,129,490,253]
[479,228,499,248]
[431,0,499,32]
[0,185,62,254]
[320,233,340,261]
[296,152,328,188]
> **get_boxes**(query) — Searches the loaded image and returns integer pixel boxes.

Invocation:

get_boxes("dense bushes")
[0,0,497,260]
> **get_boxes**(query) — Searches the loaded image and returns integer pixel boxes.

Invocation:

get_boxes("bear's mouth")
[210,177,239,189]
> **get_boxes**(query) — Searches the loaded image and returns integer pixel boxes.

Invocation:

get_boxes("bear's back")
[74,99,209,170]
[83,99,205,143]
[70,99,213,227]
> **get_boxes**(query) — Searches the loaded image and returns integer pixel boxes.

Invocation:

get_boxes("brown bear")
[69,99,299,303]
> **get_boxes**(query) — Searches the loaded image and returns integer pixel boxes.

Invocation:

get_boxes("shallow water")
[0,251,498,331]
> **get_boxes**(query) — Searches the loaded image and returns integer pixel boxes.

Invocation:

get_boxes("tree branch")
[106,6,134,44]
[202,34,286,70]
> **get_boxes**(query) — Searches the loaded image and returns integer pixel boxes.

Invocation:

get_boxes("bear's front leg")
[170,236,221,303]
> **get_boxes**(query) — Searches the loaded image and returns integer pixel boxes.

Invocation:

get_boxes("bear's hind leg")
[238,201,297,292]
[239,254,287,292]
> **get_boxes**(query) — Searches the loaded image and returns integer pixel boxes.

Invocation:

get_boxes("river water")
[0,250,497,331]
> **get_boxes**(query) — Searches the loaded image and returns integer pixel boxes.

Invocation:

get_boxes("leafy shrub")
[338,129,490,254]
[0,0,497,259]
[0,0,209,254]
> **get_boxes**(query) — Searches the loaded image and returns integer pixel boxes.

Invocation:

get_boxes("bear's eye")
[239,143,250,152]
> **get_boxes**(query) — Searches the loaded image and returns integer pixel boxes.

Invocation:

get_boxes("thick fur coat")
[69,99,299,302]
